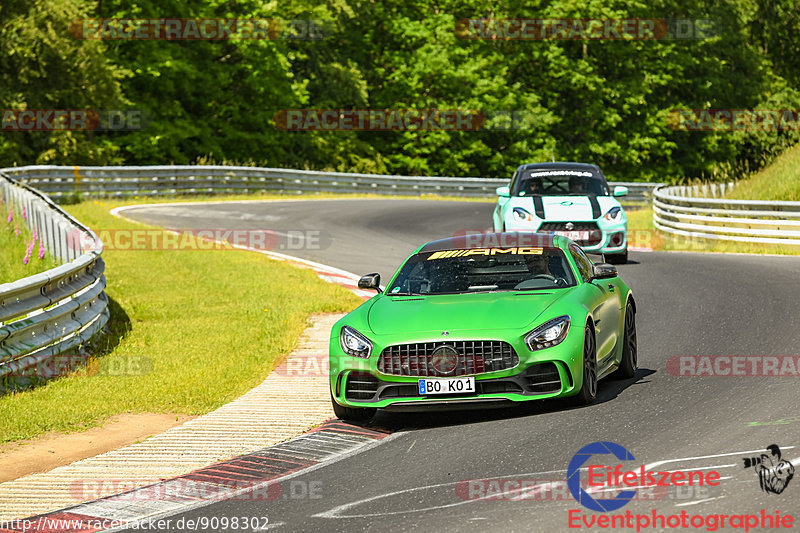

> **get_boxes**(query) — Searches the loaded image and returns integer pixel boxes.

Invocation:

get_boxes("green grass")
[726,143,800,201]
[0,199,362,443]
[0,202,58,283]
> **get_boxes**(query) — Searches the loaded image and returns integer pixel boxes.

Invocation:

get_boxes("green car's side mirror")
[592,263,619,280]
[613,186,628,197]
[496,186,511,197]
[358,273,382,293]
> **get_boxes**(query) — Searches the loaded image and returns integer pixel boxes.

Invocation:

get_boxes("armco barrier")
[1,165,658,202]
[0,171,108,385]
[653,183,800,245]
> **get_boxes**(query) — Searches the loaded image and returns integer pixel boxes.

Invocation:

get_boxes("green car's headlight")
[525,316,571,351]
[340,326,373,358]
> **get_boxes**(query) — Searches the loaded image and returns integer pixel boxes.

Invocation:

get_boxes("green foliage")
[0,0,127,165]
[0,0,798,182]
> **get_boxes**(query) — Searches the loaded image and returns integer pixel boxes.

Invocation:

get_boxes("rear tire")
[331,393,376,422]
[604,249,628,264]
[611,302,637,379]
[571,325,597,405]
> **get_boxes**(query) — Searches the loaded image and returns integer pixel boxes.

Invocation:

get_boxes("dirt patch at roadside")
[0,413,195,483]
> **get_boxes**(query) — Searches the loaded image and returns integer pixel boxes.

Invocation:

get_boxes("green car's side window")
[569,245,593,282]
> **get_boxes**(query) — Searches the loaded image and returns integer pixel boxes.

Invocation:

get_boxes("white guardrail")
[0,169,108,387]
[654,183,800,246]
[2,165,658,202]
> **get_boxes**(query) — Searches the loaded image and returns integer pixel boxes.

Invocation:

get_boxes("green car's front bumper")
[329,324,586,411]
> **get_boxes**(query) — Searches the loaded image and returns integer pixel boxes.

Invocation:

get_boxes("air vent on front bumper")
[521,363,562,394]
[378,341,519,377]
[344,371,379,401]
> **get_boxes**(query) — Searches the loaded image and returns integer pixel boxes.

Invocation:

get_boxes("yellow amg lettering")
[465,248,491,256]
[489,248,517,255]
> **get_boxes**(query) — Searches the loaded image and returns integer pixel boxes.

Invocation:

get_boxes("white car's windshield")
[515,169,609,196]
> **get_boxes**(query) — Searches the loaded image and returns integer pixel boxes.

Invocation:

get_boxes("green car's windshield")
[388,246,576,295]
[515,169,609,196]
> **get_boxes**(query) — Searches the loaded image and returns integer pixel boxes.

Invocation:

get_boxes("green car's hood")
[367,291,570,334]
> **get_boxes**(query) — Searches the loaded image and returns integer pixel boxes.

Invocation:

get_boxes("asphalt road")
[122,199,800,532]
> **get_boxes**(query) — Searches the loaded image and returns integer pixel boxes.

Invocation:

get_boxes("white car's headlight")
[603,207,622,222]
[525,316,571,351]
[340,326,372,358]
[513,207,534,222]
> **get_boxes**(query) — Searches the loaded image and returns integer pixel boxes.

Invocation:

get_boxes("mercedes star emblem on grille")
[430,345,459,375]
[565,222,575,230]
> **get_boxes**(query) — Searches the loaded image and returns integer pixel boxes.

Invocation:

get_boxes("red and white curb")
[0,422,396,533]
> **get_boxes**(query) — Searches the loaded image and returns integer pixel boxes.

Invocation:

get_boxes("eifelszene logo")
[567,441,637,512]
[743,444,795,495]
[567,441,721,512]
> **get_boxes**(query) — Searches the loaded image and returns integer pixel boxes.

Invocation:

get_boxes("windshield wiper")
[389,291,424,296]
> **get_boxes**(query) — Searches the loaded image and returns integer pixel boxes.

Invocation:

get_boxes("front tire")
[572,325,598,405]
[611,302,637,379]
[604,249,628,264]
[331,393,376,422]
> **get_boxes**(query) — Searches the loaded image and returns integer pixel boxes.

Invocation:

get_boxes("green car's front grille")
[343,362,562,402]
[377,340,519,377]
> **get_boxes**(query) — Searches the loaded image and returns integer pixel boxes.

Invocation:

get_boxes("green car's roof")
[416,232,563,254]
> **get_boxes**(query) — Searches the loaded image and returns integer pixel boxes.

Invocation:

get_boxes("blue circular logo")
[567,441,637,512]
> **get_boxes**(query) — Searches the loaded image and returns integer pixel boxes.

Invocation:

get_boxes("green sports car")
[329,232,637,421]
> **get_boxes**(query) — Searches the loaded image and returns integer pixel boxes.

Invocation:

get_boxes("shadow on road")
[364,368,657,432]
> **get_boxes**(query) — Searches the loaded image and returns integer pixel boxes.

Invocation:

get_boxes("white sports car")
[493,162,629,264]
